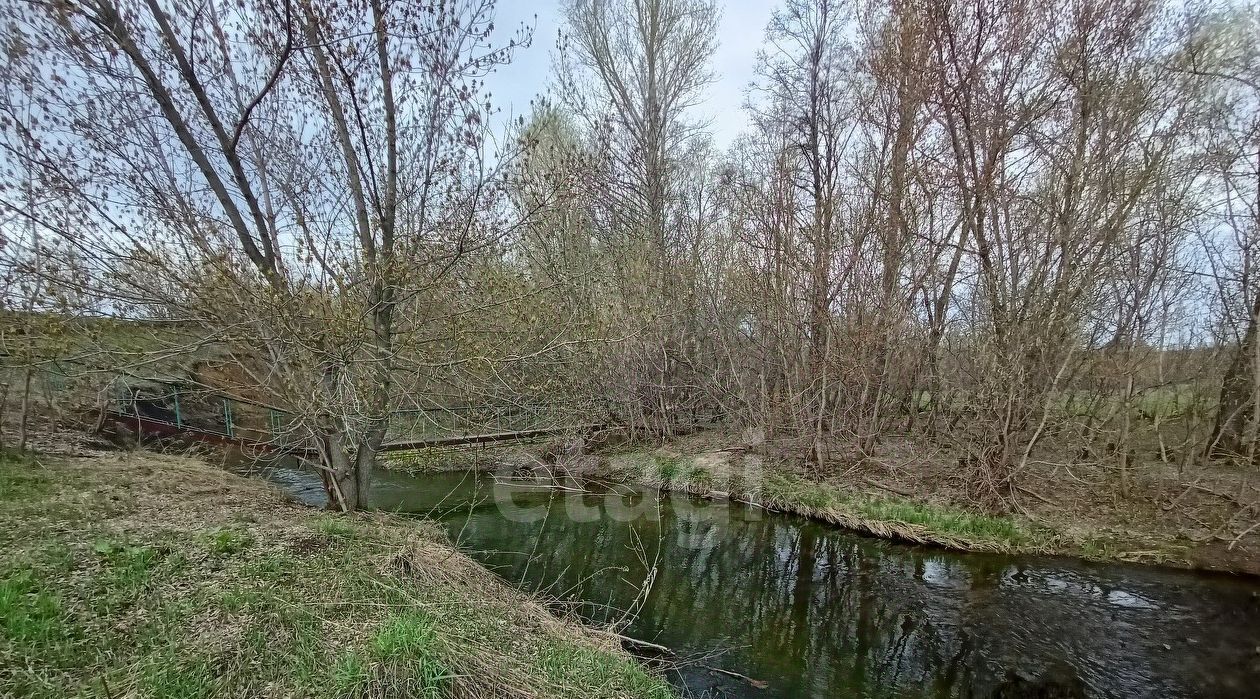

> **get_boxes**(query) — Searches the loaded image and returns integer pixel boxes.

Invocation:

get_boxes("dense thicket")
[2,0,1257,508]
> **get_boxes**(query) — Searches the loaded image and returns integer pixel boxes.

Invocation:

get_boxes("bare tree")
[559,0,721,435]
[1,0,527,508]
[1186,7,1260,460]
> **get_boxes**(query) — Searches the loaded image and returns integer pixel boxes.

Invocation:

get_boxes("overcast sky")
[483,0,778,149]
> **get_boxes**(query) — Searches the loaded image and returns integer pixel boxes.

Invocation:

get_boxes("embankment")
[0,450,674,698]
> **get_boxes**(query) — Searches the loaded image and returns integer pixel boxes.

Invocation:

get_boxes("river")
[253,463,1260,698]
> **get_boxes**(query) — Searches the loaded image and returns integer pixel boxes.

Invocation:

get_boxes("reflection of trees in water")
[448,488,1252,699]
[462,498,987,696]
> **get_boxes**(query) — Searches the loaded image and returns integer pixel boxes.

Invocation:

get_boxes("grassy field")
[0,450,674,699]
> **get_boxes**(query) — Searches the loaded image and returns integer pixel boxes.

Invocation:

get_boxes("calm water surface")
[254,464,1260,698]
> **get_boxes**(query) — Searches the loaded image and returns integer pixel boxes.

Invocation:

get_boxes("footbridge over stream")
[103,380,606,456]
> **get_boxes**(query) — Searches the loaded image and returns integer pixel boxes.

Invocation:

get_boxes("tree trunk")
[320,421,388,512]
[1212,296,1260,458]
[0,382,9,451]
[17,366,33,453]
[322,433,359,511]
[1118,372,1134,498]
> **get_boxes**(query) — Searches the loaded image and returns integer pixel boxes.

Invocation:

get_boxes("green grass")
[91,540,186,613]
[1058,385,1212,421]
[655,455,682,482]
[631,453,714,490]
[0,452,676,699]
[536,639,676,699]
[613,451,1031,551]
[685,464,713,486]
[358,611,452,697]
[762,472,834,510]
[760,470,1027,546]
[852,499,1023,541]
[0,569,66,650]
[311,515,358,538]
[1078,538,1120,560]
[331,651,373,694]
[373,612,441,658]
[140,653,217,699]
[202,527,253,555]
[0,451,52,503]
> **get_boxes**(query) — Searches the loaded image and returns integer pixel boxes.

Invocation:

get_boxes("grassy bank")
[586,436,1260,574]
[379,442,1101,559]
[566,432,1260,573]
[0,450,674,699]
[585,448,1051,556]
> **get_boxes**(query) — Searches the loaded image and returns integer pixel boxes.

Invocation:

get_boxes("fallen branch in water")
[705,664,770,689]
[611,632,672,655]
[609,632,769,690]
[490,475,587,493]
[733,497,773,510]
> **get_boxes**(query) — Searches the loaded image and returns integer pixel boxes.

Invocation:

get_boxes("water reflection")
[257,465,1260,698]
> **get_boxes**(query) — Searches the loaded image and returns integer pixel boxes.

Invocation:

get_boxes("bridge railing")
[108,380,603,450]
[109,384,298,450]
[385,401,591,442]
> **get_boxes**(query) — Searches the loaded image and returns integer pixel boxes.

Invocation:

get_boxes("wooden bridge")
[103,381,603,456]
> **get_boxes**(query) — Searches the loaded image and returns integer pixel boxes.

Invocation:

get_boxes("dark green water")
[257,465,1260,698]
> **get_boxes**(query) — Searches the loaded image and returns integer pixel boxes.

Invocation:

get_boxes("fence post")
[172,386,182,429]
[268,409,281,444]
[223,399,234,438]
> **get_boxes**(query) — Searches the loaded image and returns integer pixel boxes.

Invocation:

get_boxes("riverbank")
[554,430,1260,577]
[0,449,675,698]
[390,429,1260,577]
